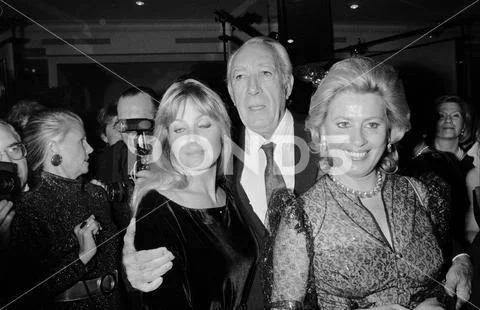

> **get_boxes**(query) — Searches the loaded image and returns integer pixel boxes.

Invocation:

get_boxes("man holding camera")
[93,87,157,310]
[0,120,28,306]
[95,87,158,231]
[0,120,28,250]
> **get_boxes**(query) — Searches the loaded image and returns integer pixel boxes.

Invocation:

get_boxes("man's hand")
[0,200,15,250]
[444,255,472,309]
[122,218,175,292]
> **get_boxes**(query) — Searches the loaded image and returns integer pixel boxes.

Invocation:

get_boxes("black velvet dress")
[7,171,122,310]
[134,189,259,310]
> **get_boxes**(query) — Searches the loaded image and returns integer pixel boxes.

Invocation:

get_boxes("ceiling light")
[287,39,294,44]
[350,3,359,10]
[136,1,145,6]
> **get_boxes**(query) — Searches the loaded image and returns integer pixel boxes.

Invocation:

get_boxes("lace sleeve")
[408,174,452,258]
[263,189,316,310]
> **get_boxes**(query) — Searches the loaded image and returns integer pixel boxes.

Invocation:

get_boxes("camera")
[0,162,21,201]
[117,118,154,173]
[105,180,134,203]
[115,118,154,133]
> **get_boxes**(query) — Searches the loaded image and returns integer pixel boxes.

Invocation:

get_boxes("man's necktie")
[261,142,287,207]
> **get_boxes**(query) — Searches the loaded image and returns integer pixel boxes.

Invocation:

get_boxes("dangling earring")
[387,143,392,153]
[51,154,62,166]
[459,129,465,137]
[320,135,328,156]
[319,135,330,172]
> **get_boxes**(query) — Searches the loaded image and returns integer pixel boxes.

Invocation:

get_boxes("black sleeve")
[134,191,193,310]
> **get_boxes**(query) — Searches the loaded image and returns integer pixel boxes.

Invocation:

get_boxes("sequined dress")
[264,173,445,309]
[7,171,122,309]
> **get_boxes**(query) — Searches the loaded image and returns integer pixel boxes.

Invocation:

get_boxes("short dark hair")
[97,101,117,135]
[5,100,45,135]
[117,86,159,113]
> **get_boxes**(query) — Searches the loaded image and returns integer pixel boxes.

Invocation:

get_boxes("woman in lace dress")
[265,57,447,310]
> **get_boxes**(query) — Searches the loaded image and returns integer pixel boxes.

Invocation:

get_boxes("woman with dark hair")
[265,57,447,309]
[132,79,258,309]
[8,110,122,309]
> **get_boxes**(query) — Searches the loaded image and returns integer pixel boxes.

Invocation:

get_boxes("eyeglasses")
[0,143,27,160]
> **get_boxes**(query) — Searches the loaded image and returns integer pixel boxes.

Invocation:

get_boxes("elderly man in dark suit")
[121,37,319,310]
[227,37,319,309]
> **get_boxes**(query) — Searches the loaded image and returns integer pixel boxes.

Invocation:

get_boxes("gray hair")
[23,109,84,172]
[227,36,293,88]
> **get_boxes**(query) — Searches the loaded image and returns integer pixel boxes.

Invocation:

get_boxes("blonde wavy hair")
[131,79,232,215]
[306,57,411,173]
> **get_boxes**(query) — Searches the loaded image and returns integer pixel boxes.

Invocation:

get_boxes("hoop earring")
[51,154,62,166]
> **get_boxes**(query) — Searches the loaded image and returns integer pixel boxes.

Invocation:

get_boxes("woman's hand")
[74,214,102,264]
[122,218,175,292]
[413,297,445,310]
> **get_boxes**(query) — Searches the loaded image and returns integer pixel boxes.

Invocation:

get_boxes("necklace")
[414,145,430,158]
[455,147,465,160]
[329,170,384,198]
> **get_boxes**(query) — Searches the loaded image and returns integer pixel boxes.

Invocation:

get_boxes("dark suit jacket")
[230,110,319,309]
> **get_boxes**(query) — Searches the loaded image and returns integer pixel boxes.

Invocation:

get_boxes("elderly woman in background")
[265,57,447,309]
[132,79,258,309]
[7,110,121,309]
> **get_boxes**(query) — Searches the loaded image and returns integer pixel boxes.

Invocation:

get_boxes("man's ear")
[285,75,294,99]
[101,133,108,144]
[227,83,235,106]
